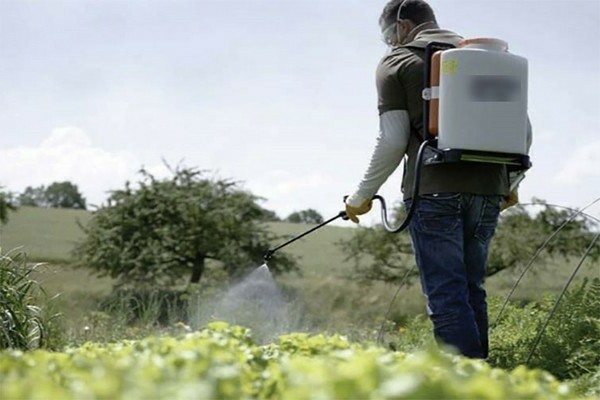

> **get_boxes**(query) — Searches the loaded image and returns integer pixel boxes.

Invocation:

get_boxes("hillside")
[1,206,92,263]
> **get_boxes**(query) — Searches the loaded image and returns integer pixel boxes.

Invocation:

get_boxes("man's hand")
[345,199,373,223]
[501,191,519,211]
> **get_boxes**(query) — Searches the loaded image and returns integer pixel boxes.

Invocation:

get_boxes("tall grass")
[0,250,54,349]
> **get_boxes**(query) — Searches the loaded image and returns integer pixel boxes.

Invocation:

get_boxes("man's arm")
[346,110,411,208]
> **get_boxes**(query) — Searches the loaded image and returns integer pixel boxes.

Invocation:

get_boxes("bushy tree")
[259,208,281,222]
[339,199,599,283]
[487,200,598,276]
[18,181,86,210]
[0,188,17,225]
[44,182,87,209]
[75,166,297,288]
[18,186,45,207]
[286,209,324,224]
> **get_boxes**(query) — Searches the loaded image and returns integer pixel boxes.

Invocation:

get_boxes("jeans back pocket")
[417,193,461,233]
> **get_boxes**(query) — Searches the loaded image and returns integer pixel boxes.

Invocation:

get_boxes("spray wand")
[263,211,348,261]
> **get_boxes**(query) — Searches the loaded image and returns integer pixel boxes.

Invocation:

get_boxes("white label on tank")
[469,75,521,102]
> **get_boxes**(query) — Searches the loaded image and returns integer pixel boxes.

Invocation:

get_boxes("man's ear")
[398,19,416,32]
[396,19,412,43]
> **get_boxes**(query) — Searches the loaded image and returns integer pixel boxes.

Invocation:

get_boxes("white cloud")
[0,127,163,207]
[247,172,334,217]
[555,141,600,184]
[40,127,92,148]
[271,173,330,196]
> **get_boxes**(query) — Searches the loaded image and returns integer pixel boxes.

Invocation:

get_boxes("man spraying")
[345,0,531,359]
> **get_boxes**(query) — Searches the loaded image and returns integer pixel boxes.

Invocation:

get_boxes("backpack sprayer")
[264,37,531,260]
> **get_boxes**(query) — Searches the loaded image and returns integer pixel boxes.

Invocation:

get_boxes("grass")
[0,206,92,263]
[266,221,358,277]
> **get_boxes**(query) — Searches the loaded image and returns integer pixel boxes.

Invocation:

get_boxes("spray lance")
[262,197,409,262]
[263,210,349,261]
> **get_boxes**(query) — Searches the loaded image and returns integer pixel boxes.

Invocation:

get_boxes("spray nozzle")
[263,249,275,261]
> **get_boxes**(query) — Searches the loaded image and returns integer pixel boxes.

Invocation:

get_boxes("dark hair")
[379,0,437,28]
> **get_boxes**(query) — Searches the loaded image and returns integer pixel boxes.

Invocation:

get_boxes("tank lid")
[459,38,509,52]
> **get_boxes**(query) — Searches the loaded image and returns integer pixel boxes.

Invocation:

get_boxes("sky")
[1,0,599,225]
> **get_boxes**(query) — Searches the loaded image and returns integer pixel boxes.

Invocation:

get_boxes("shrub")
[489,278,600,381]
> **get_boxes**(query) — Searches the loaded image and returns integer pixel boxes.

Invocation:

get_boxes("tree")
[286,209,324,224]
[259,208,281,222]
[45,182,87,209]
[18,182,86,210]
[487,200,599,276]
[18,186,46,207]
[338,199,599,284]
[74,166,297,288]
[0,188,16,225]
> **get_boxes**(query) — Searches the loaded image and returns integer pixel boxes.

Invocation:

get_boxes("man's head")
[380,0,437,46]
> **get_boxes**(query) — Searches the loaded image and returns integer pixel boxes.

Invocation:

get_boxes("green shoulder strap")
[399,40,429,143]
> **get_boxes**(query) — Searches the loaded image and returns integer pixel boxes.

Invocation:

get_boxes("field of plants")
[0,322,588,399]
[1,206,599,399]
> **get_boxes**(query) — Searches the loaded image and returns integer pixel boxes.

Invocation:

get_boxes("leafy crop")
[0,322,588,399]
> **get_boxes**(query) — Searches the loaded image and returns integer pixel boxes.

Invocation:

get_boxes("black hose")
[373,139,432,233]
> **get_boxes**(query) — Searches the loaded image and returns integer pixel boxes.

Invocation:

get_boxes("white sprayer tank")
[438,38,528,154]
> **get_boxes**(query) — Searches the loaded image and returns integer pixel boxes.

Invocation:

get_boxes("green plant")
[0,250,54,349]
[0,322,585,399]
[489,278,600,381]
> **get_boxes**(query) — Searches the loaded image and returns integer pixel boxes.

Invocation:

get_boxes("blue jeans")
[404,193,501,358]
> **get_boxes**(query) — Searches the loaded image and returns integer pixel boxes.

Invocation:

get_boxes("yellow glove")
[345,199,373,224]
[501,191,519,211]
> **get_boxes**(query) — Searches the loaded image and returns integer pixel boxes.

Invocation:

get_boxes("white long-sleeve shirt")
[346,110,411,208]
